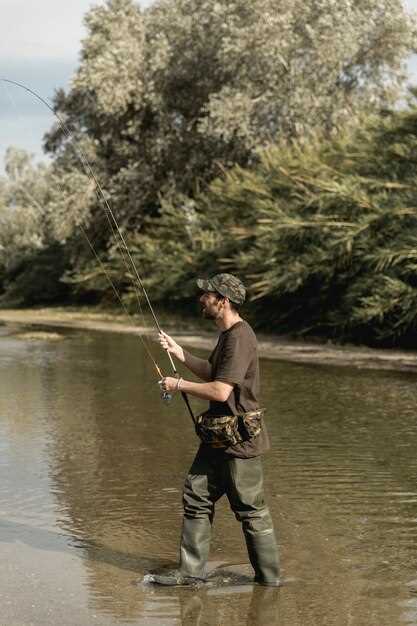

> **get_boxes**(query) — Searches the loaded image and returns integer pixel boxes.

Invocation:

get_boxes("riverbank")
[0,307,417,372]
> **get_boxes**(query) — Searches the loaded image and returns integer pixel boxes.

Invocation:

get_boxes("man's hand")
[159,331,212,381]
[160,376,181,393]
[158,330,185,362]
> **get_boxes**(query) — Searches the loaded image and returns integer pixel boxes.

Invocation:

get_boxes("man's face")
[199,291,224,320]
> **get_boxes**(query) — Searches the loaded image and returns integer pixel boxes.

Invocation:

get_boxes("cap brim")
[196,278,214,292]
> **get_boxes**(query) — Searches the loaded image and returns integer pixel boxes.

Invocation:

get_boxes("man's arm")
[158,331,212,381]
[182,350,212,382]
[163,377,233,402]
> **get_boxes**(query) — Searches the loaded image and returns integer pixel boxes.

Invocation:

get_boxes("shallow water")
[1,323,417,625]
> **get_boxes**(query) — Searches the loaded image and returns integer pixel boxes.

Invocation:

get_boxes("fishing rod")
[1,78,161,377]
[1,77,195,422]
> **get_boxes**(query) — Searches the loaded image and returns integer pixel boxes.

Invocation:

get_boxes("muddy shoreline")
[0,307,417,373]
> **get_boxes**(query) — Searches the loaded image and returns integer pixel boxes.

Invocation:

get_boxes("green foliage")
[127,96,417,345]
[45,0,417,232]
[0,244,71,307]
[0,148,95,305]
[4,0,417,345]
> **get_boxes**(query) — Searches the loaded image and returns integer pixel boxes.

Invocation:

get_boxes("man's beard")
[201,304,217,320]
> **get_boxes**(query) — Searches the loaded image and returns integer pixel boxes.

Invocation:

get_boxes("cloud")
[0,1,105,167]
[0,0,152,169]
[0,0,153,63]
[0,0,104,61]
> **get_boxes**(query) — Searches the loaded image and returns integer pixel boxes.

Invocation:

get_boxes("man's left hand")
[160,376,180,393]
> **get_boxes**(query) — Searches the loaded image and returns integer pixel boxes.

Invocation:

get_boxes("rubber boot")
[244,529,280,586]
[149,517,211,586]
[179,516,211,579]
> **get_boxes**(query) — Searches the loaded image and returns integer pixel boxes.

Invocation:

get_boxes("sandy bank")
[0,307,416,373]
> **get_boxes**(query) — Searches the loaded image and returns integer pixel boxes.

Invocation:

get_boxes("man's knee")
[234,505,275,534]
[183,474,214,519]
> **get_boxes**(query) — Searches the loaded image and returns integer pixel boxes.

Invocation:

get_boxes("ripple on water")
[3,331,417,625]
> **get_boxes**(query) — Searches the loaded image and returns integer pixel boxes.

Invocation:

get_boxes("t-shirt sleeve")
[214,329,254,385]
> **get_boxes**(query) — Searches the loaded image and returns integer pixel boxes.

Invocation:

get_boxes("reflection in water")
[2,326,417,624]
[142,584,281,626]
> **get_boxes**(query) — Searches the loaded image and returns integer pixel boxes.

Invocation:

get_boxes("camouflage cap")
[196,273,246,304]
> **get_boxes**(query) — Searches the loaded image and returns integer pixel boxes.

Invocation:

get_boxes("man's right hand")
[158,330,185,362]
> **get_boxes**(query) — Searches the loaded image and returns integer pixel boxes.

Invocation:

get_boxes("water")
[1,323,417,625]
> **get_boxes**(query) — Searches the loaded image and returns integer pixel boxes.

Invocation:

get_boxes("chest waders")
[151,447,280,586]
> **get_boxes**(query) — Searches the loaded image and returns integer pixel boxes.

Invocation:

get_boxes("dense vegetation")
[1,0,417,345]
[122,100,417,346]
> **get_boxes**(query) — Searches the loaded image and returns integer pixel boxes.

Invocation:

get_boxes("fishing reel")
[158,379,172,404]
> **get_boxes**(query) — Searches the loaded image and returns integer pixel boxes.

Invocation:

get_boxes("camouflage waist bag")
[195,409,264,447]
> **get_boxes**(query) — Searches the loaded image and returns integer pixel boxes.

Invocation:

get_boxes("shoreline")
[0,307,417,373]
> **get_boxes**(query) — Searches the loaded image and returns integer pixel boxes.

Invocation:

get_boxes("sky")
[0,0,150,170]
[1,0,417,171]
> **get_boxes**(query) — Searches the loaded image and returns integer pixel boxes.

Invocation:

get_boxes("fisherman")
[153,273,280,586]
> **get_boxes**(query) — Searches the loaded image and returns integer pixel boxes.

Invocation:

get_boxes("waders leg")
[149,447,222,586]
[226,456,281,586]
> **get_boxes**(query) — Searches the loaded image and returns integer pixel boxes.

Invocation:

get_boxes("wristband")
[175,377,183,392]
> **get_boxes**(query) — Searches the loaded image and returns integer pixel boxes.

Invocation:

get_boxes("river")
[1,322,417,625]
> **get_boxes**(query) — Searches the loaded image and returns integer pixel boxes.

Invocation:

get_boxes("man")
[152,273,280,586]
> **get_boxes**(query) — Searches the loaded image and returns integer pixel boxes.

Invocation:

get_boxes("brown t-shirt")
[207,320,270,458]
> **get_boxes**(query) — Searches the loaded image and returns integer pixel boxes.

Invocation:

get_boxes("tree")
[0,148,95,305]
[141,94,417,345]
[6,0,417,323]
[45,0,417,233]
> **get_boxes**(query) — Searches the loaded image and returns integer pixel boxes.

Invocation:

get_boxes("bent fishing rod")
[1,77,195,424]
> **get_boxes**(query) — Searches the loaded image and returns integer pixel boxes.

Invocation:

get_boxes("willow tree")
[2,0,411,308]
[45,0,417,232]
[0,148,94,305]
[138,95,417,345]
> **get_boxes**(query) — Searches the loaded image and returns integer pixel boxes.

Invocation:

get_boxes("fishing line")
[1,78,195,421]
[0,78,163,377]
[1,80,151,324]
[1,79,162,377]
[79,225,164,378]
[87,178,160,367]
